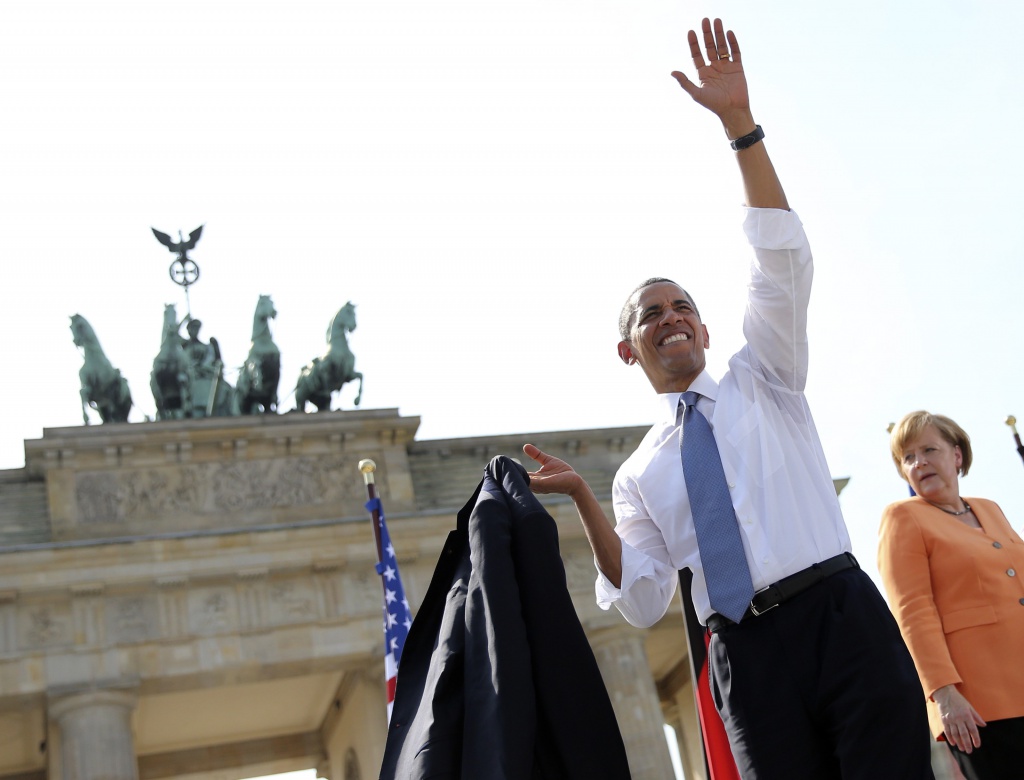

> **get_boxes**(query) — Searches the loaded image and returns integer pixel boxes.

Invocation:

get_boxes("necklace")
[925,498,972,516]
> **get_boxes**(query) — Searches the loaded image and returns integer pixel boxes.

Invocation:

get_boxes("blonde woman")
[880,411,1024,779]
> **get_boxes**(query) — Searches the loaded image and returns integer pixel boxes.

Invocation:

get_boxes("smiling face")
[618,281,710,393]
[899,424,963,506]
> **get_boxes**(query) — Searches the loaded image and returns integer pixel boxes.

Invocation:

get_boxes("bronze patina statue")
[294,302,363,412]
[151,303,191,420]
[152,225,203,288]
[178,316,239,418]
[65,224,373,422]
[236,295,281,414]
[70,314,133,424]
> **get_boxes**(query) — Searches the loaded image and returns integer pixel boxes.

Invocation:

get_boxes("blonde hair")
[889,410,972,481]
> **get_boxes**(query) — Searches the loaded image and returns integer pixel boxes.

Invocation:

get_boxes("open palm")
[672,19,750,118]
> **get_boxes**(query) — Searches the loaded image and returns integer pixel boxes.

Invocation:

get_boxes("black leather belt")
[705,552,859,634]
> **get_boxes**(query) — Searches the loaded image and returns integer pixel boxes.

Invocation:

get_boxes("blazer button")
[993,541,1003,549]
[1008,568,1017,577]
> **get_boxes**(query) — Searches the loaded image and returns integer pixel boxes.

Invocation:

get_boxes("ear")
[954,445,963,473]
[617,341,635,366]
[701,324,710,349]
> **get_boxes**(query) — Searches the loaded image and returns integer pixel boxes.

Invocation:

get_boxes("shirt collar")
[654,370,719,422]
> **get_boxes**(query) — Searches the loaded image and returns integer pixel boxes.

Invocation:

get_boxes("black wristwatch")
[729,125,764,151]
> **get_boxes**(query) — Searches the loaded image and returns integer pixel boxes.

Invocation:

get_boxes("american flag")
[366,496,412,721]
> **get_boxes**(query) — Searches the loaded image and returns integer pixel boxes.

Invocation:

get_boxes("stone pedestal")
[590,627,676,780]
[48,689,138,780]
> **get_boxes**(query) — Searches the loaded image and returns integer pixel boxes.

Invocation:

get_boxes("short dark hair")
[618,278,699,341]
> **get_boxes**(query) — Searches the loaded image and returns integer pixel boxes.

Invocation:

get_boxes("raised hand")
[523,444,585,498]
[671,18,750,124]
[524,443,623,585]
[669,17,787,210]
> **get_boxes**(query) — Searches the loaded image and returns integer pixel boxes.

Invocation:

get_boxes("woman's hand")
[933,684,986,753]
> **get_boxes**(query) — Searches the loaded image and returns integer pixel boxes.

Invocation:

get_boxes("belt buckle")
[749,585,779,617]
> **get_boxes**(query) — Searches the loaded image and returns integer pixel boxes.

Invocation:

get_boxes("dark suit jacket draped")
[379,456,631,780]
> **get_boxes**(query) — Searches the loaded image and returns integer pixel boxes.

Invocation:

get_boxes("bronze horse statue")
[236,294,281,414]
[150,303,191,420]
[294,302,363,411]
[70,314,132,424]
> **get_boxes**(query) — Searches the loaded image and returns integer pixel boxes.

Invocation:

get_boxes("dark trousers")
[708,568,934,779]
[947,715,1024,780]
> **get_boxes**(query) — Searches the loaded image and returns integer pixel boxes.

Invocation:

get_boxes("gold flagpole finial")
[886,422,895,434]
[1006,416,1018,435]
[358,459,377,485]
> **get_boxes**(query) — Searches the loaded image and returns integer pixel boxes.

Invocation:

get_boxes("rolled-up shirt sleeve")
[596,541,679,627]
[596,469,680,627]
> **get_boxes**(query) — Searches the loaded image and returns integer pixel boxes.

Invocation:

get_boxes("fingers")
[968,708,986,748]
[523,443,550,464]
[671,70,699,99]
[692,18,738,65]
[687,28,704,69]
[700,18,732,62]
[727,30,741,64]
[967,722,982,749]
[943,716,985,753]
[944,721,967,751]
[701,18,717,63]
[713,18,730,60]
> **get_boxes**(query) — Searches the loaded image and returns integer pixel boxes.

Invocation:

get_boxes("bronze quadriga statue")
[294,302,363,412]
[150,303,191,420]
[236,295,281,415]
[70,314,133,424]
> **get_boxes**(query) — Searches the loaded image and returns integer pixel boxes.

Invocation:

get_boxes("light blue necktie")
[679,391,755,623]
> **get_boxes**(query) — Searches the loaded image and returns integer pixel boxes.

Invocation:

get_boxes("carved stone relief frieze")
[342,569,382,619]
[75,473,130,525]
[18,603,72,650]
[187,587,238,636]
[73,454,368,526]
[106,595,159,645]
[266,579,318,626]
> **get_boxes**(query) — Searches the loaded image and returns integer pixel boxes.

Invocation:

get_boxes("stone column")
[670,680,706,780]
[48,688,139,780]
[589,626,676,780]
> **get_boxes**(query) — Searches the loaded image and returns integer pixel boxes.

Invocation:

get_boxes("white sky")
[3,0,1024,593]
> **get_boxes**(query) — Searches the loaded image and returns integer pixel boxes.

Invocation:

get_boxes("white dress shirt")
[598,207,852,626]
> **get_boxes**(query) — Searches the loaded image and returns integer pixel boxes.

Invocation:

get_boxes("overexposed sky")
[2,0,1024,591]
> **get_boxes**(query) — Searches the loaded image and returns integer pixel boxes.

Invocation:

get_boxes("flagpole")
[1005,416,1024,467]
[360,458,385,563]
[359,458,413,722]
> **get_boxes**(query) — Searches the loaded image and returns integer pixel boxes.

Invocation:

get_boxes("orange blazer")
[878,496,1024,738]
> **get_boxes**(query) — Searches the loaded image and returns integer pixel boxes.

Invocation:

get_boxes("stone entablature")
[0,522,408,692]
[12,409,419,543]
